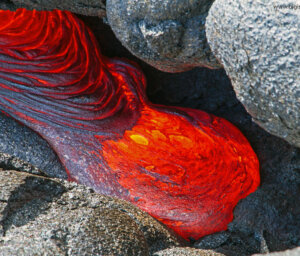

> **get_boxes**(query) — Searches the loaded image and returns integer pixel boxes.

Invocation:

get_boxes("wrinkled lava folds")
[0,9,260,240]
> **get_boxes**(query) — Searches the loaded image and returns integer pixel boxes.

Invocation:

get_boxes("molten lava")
[0,9,260,240]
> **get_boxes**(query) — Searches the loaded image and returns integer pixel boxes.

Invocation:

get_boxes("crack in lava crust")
[0,9,260,240]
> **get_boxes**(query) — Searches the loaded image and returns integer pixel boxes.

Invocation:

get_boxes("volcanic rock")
[254,247,300,256]
[106,0,221,72]
[0,113,66,179]
[0,0,15,10]
[195,231,230,249]
[0,170,182,255]
[2,0,106,17]
[154,247,224,256]
[206,0,300,147]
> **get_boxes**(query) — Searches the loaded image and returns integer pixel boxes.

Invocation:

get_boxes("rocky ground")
[0,170,183,255]
[0,2,299,256]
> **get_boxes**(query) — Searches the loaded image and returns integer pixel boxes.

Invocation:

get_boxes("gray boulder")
[107,0,221,72]
[0,170,182,255]
[253,247,300,256]
[154,247,224,256]
[206,0,300,147]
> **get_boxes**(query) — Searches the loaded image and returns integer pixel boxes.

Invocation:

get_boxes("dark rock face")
[206,0,300,147]
[195,232,230,250]
[0,170,182,255]
[0,113,66,179]
[2,0,106,16]
[106,0,221,72]
[0,0,15,10]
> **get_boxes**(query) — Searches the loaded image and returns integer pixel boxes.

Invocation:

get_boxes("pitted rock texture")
[1,0,106,17]
[154,247,224,256]
[254,247,300,256]
[0,170,182,255]
[107,0,221,72]
[206,0,300,147]
[0,151,45,176]
[195,231,230,249]
[0,113,66,179]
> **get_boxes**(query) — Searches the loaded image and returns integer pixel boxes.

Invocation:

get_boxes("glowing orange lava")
[0,9,260,240]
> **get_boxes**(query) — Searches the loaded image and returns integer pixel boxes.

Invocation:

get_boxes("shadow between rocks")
[0,0,15,10]
[0,175,65,236]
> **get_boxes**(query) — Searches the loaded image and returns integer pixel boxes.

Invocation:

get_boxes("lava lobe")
[0,9,260,240]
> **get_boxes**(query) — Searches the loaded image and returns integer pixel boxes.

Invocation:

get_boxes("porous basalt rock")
[206,0,300,147]
[107,0,221,72]
[0,113,66,179]
[2,0,106,17]
[195,231,230,249]
[0,170,182,255]
[253,247,300,256]
[0,151,45,176]
[154,247,224,256]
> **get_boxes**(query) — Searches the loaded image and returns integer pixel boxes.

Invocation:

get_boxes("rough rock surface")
[0,169,182,255]
[0,151,45,176]
[195,231,230,249]
[0,113,66,179]
[206,0,300,147]
[154,247,224,256]
[254,247,300,256]
[106,0,221,72]
[0,0,106,17]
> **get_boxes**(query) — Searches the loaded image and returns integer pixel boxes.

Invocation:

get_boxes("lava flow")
[0,9,260,240]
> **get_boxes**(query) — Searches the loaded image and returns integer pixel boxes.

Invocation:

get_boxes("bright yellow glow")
[130,134,149,145]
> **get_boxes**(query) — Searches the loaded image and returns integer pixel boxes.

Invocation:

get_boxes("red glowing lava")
[0,9,260,240]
